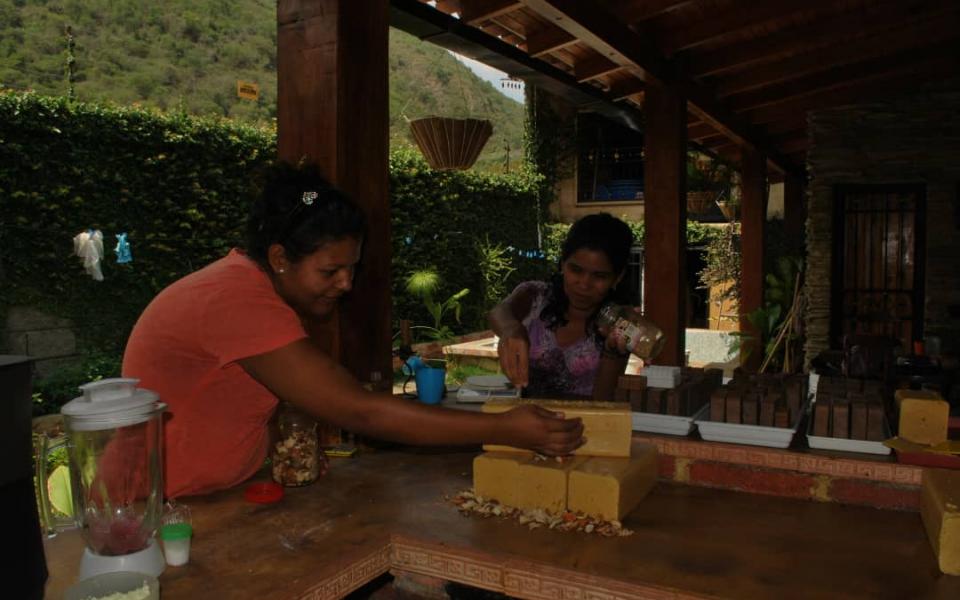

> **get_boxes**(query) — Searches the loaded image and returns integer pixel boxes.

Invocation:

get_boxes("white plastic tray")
[632,404,708,436]
[805,403,891,456]
[694,404,805,449]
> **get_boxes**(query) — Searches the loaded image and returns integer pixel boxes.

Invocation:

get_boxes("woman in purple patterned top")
[490,214,636,400]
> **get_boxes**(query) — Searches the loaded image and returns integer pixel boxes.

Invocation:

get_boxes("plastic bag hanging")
[115,232,132,264]
[73,229,104,281]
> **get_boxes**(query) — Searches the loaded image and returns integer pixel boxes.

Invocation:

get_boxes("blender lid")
[61,378,161,423]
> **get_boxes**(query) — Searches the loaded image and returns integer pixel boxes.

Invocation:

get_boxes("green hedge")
[0,92,553,359]
[389,147,551,332]
[0,92,273,353]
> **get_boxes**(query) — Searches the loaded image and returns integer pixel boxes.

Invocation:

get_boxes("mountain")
[0,0,525,170]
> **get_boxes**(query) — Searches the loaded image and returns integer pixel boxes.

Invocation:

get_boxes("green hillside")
[0,0,524,169]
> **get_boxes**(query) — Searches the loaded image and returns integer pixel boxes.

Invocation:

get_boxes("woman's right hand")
[497,325,530,388]
[497,405,585,456]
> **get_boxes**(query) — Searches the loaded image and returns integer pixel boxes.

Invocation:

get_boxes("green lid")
[160,522,193,540]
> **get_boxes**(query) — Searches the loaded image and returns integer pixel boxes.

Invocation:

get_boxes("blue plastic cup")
[414,366,446,405]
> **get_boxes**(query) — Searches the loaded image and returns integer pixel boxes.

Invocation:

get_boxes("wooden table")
[44,448,959,599]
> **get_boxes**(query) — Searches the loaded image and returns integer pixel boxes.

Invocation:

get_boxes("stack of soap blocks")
[619,367,723,417]
[905,389,959,575]
[709,372,806,427]
[812,376,887,440]
[475,399,657,521]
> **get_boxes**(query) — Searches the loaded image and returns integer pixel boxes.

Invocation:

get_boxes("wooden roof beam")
[728,43,959,113]
[574,55,624,83]
[614,0,700,25]
[742,53,960,124]
[715,15,960,97]
[460,0,521,25]
[688,0,957,77]
[522,0,797,176]
[687,122,718,140]
[658,0,818,54]
[608,78,645,101]
[526,23,577,57]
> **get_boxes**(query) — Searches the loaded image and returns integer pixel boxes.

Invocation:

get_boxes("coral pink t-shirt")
[123,249,307,497]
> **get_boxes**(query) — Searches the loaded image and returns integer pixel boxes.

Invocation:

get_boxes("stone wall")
[804,88,960,366]
[2,307,78,377]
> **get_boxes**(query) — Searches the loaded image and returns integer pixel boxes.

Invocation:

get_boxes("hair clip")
[302,191,318,205]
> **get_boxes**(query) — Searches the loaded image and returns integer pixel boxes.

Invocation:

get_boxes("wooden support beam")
[739,146,766,372]
[278,0,392,384]
[522,0,797,176]
[783,174,805,253]
[643,82,687,367]
[659,0,814,54]
[526,24,577,57]
[715,17,960,97]
[574,54,623,82]
[688,0,959,77]
[460,0,521,25]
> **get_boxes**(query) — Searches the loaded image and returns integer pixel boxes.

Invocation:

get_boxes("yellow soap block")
[515,456,586,513]
[473,452,528,507]
[920,468,960,575]
[897,390,948,445]
[482,398,632,457]
[567,442,658,521]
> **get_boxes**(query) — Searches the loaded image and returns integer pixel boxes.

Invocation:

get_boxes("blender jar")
[57,378,167,579]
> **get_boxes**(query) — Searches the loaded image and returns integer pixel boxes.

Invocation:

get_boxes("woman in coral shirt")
[123,163,583,497]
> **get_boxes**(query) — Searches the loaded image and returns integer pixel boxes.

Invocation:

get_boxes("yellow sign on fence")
[237,80,259,101]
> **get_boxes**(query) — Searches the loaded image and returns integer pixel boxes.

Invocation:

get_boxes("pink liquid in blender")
[87,512,150,555]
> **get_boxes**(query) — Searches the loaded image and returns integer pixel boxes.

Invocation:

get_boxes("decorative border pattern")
[391,538,504,591]
[390,537,713,600]
[298,545,391,600]
[634,434,922,485]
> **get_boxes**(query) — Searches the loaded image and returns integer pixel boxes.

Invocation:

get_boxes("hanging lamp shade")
[409,117,493,171]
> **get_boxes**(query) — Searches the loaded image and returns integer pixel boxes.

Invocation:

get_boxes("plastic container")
[65,571,159,600]
[694,403,806,449]
[632,404,709,436]
[806,407,892,456]
[160,523,192,567]
[271,403,322,486]
[597,304,666,360]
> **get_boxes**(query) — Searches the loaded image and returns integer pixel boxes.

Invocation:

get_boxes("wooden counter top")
[44,449,959,599]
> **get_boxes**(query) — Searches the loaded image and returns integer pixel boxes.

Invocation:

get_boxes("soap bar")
[515,456,586,513]
[567,442,658,521]
[898,391,948,445]
[473,452,528,507]
[483,399,632,457]
[920,468,960,575]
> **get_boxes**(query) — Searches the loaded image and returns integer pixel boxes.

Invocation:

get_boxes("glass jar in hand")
[271,403,326,487]
[597,304,667,360]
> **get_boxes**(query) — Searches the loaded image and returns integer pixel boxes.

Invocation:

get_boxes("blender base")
[79,538,166,580]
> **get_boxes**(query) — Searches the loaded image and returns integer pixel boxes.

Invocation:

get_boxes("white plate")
[465,374,512,389]
[694,404,805,449]
[632,404,708,436]
[806,403,891,456]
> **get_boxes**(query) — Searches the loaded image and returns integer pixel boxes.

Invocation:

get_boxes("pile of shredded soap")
[83,583,151,600]
[448,490,633,537]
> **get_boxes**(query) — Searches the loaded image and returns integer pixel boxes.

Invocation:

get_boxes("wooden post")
[739,146,767,372]
[277,0,392,386]
[643,82,687,366]
[783,174,805,253]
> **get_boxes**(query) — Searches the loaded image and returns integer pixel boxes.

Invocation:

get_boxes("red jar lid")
[244,482,284,504]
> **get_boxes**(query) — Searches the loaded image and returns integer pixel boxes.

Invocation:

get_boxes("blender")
[56,378,167,579]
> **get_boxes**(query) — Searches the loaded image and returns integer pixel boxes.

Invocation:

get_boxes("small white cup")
[160,523,193,566]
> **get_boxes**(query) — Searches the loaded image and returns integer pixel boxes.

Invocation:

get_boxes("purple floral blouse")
[514,281,602,398]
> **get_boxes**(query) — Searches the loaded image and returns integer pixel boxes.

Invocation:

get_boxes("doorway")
[830,184,926,351]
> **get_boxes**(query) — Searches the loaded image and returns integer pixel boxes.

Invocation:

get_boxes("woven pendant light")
[409,117,493,171]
